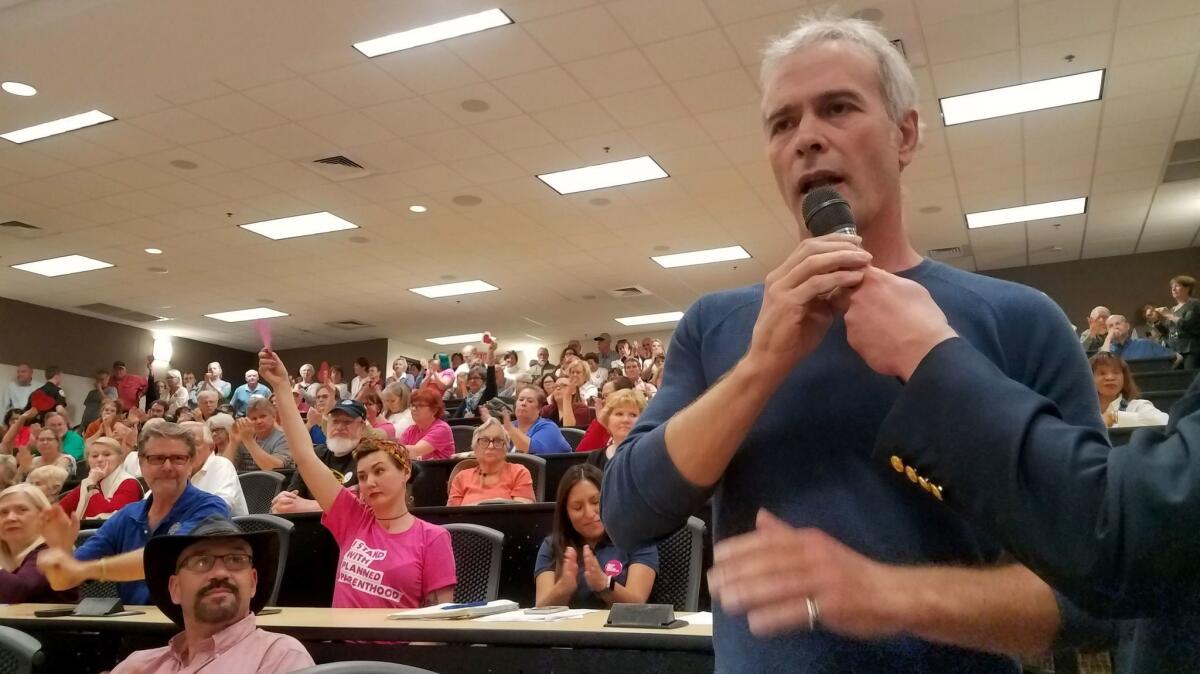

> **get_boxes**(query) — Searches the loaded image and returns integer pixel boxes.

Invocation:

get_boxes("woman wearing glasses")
[447,419,534,506]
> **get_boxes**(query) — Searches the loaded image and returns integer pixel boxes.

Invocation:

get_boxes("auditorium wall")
[273,338,389,379]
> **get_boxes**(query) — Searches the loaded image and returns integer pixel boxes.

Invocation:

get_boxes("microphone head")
[802,186,855,237]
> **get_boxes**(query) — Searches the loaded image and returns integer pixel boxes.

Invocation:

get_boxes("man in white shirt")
[182,421,248,516]
[5,363,41,412]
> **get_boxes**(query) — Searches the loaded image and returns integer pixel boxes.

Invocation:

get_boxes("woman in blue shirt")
[496,386,570,455]
[534,464,657,608]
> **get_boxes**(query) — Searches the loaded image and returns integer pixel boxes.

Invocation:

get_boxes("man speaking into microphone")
[602,14,1107,673]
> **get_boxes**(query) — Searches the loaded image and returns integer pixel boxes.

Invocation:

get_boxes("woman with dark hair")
[534,464,657,608]
[1162,275,1200,369]
[357,388,397,439]
[399,389,455,460]
[541,376,594,428]
[1091,352,1168,428]
[539,373,557,400]
[257,348,456,609]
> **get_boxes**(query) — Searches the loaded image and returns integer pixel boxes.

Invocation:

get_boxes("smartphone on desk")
[33,607,75,618]
[525,606,567,615]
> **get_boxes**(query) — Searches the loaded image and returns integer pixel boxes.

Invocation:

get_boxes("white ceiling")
[0,0,1197,351]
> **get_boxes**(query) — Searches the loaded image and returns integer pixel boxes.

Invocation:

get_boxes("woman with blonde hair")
[56,437,142,519]
[382,381,415,436]
[0,483,78,603]
[587,389,647,472]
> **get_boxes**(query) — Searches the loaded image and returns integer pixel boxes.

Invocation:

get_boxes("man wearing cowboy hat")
[111,515,313,673]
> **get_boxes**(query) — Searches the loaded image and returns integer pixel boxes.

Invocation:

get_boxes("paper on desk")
[473,609,597,622]
[682,611,713,625]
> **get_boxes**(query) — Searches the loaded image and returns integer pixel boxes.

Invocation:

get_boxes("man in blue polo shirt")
[37,422,229,604]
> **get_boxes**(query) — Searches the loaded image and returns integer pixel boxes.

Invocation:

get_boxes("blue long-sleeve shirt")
[603,258,1104,672]
[1108,337,1174,361]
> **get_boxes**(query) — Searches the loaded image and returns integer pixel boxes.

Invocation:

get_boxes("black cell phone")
[33,607,75,618]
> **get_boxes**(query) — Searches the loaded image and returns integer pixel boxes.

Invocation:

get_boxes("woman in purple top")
[0,483,78,604]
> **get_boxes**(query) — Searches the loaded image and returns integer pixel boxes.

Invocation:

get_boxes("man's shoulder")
[177,483,231,513]
[685,284,763,327]
[921,260,1061,317]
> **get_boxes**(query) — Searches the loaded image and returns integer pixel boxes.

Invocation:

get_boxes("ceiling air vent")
[302,154,372,182]
[325,319,373,330]
[1163,139,1200,184]
[76,303,166,324]
[0,220,46,240]
[606,285,653,299]
[928,245,971,260]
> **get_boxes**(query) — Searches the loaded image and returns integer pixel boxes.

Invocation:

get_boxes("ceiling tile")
[671,68,760,114]
[363,98,460,138]
[448,154,528,185]
[1116,0,1200,27]
[1098,117,1179,151]
[494,67,592,113]
[372,44,484,95]
[915,0,1015,25]
[1105,54,1199,97]
[0,147,74,179]
[185,93,289,134]
[25,136,124,169]
[158,80,235,106]
[98,190,178,217]
[505,142,584,174]
[190,172,278,200]
[923,9,1017,64]
[470,115,558,152]
[565,130,645,163]
[930,50,1019,98]
[90,159,179,189]
[74,121,174,157]
[628,116,714,153]
[533,102,622,141]
[1111,14,1200,64]
[423,82,525,125]
[340,172,420,203]
[188,135,282,170]
[446,26,556,80]
[600,85,689,127]
[244,77,349,121]
[1019,0,1116,46]
[1102,88,1188,127]
[564,49,664,98]
[241,123,341,160]
[344,138,440,173]
[299,110,397,148]
[703,0,809,25]
[944,116,1022,151]
[305,61,415,108]
[1020,32,1113,82]
[523,6,634,62]
[723,10,805,67]
[408,128,494,162]
[695,103,762,141]
[126,107,229,145]
[241,161,329,191]
[145,181,227,208]
[642,30,742,82]
[1091,166,1163,193]
[606,0,718,44]
[58,198,139,224]
[397,164,474,194]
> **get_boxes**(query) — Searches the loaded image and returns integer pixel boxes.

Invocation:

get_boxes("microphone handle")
[826,225,857,236]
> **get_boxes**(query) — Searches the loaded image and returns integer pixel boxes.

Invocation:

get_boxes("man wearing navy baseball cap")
[271,399,368,515]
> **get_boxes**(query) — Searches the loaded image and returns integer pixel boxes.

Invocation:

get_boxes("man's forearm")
[663,354,788,487]
[888,563,1059,658]
[244,438,284,470]
[84,549,145,583]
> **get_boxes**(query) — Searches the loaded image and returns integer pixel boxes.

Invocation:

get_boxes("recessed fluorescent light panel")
[205,307,289,322]
[354,8,513,57]
[652,245,751,269]
[427,333,486,345]
[2,82,37,97]
[1,109,114,144]
[616,311,685,327]
[410,280,499,298]
[11,254,113,277]
[940,69,1104,126]
[966,197,1088,229]
[538,156,669,195]
[239,212,358,240]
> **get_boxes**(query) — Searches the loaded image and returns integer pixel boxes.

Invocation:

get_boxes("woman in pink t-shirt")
[399,389,455,461]
[258,348,457,609]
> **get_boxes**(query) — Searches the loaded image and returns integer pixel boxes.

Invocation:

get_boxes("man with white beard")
[269,399,367,514]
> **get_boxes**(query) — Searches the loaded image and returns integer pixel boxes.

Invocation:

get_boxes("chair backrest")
[238,470,285,515]
[444,523,504,603]
[291,662,440,674]
[647,516,706,612]
[0,626,43,674]
[232,514,294,606]
[450,425,476,454]
[505,454,546,502]
[75,529,121,599]
[559,427,586,450]
[447,458,477,493]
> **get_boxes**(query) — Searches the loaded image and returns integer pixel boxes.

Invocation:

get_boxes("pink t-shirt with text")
[321,488,457,609]
[400,420,455,460]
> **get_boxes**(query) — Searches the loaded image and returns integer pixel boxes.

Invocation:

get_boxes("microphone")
[802,186,856,237]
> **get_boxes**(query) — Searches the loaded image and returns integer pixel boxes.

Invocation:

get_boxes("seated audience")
[399,389,455,460]
[111,359,149,413]
[17,427,76,482]
[230,370,271,417]
[539,373,557,400]
[276,400,371,514]
[387,358,418,390]
[584,354,608,391]
[1102,314,1174,360]
[1079,306,1111,351]
[57,438,141,519]
[529,348,557,381]
[183,421,248,517]
[382,382,415,437]
[164,369,190,416]
[37,422,230,605]
[306,384,337,445]
[206,413,236,464]
[1092,352,1169,428]
[44,411,85,462]
[0,484,78,604]
[259,348,456,608]
[615,339,634,364]
[121,417,167,477]
[453,366,496,419]
[587,389,647,473]
[225,398,292,472]
[534,464,657,608]
[497,386,571,455]
[111,516,313,673]
[148,399,169,419]
[448,419,534,506]
[25,465,69,503]
[357,388,396,439]
[81,369,117,431]
[621,357,658,399]
[174,406,195,423]
[0,456,18,491]
[541,377,595,428]
[565,360,598,404]
[577,377,636,453]
[0,408,35,454]
[85,400,125,440]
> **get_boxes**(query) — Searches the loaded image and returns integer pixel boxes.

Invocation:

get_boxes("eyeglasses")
[178,553,253,573]
[142,454,191,466]
[411,403,431,409]
[474,437,507,449]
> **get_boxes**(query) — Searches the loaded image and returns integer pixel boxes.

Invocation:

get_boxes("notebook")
[388,599,518,620]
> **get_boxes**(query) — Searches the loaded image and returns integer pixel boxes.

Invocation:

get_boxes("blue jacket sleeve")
[602,300,716,551]
[875,337,1200,616]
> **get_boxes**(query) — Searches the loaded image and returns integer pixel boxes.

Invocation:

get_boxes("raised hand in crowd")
[39,505,81,552]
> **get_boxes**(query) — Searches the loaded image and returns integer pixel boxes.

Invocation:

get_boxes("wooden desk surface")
[0,604,713,652]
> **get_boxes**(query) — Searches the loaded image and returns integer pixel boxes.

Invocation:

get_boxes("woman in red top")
[56,438,141,519]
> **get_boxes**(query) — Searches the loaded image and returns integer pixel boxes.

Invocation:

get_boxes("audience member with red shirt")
[57,438,142,519]
[576,377,637,453]
[111,358,149,412]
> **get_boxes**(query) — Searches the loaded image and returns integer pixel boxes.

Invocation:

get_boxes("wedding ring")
[806,596,821,631]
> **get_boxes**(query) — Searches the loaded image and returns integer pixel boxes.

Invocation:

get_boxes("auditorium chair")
[0,626,44,674]
[450,425,476,454]
[238,470,285,515]
[506,453,546,502]
[648,516,706,612]
[444,523,504,603]
[75,530,120,599]
[233,514,294,605]
[559,427,586,450]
